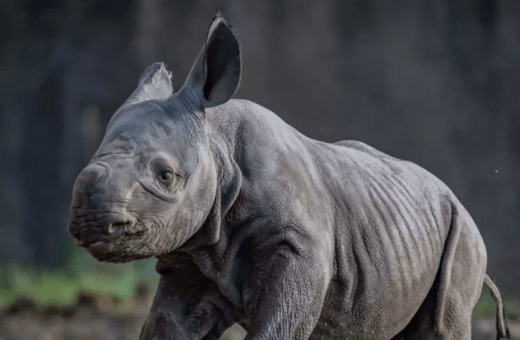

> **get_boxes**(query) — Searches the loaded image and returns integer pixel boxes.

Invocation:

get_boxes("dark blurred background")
[0,0,519,338]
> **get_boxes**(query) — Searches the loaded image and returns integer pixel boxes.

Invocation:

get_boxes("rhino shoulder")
[213,99,288,126]
[207,99,298,148]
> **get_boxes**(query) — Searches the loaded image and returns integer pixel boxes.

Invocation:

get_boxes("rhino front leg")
[243,245,331,340]
[140,257,237,340]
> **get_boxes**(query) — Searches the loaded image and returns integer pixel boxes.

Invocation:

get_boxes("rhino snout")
[74,162,111,189]
[69,162,139,248]
[69,211,136,246]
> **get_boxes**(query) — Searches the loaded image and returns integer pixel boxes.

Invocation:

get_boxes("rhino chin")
[86,238,152,263]
[87,247,133,263]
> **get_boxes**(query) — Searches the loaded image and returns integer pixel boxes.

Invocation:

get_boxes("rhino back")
[207,100,460,338]
[309,139,458,338]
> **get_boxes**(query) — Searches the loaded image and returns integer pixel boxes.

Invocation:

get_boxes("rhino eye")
[158,168,174,185]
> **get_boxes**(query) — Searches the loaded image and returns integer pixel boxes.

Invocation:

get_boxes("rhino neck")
[158,99,311,310]
[155,113,246,308]
[156,103,243,251]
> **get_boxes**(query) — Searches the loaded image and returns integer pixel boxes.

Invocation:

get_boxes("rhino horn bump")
[125,62,174,106]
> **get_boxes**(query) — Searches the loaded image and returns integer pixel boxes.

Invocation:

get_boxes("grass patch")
[473,288,520,319]
[0,246,159,309]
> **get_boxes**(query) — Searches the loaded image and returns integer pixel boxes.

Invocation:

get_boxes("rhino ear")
[182,15,241,108]
[125,62,173,106]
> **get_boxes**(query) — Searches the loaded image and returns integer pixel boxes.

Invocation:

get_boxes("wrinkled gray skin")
[69,16,510,340]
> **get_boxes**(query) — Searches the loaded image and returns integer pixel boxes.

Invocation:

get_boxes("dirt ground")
[0,290,247,340]
[0,293,518,340]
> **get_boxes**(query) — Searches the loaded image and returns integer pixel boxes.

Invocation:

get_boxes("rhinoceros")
[68,15,510,340]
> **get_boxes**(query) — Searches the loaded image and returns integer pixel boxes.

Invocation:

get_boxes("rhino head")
[68,15,241,263]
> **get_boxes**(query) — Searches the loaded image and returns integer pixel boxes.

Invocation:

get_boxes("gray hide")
[68,15,510,340]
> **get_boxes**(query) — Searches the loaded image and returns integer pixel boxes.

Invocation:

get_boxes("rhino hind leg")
[391,203,487,340]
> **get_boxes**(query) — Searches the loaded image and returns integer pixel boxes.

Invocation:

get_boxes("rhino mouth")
[70,209,144,249]
[75,222,143,248]
[71,221,147,262]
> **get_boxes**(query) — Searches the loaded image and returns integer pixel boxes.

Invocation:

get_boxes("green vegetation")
[473,288,520,318]
[0,245,159,309]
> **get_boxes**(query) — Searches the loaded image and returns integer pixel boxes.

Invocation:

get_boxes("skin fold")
[68,15,510,340]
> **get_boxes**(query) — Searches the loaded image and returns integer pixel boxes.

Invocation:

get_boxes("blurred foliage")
[473,288,520,318]
[0,241,159,309]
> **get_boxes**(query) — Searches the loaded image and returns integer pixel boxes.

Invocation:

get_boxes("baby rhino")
[69,15,510,340]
